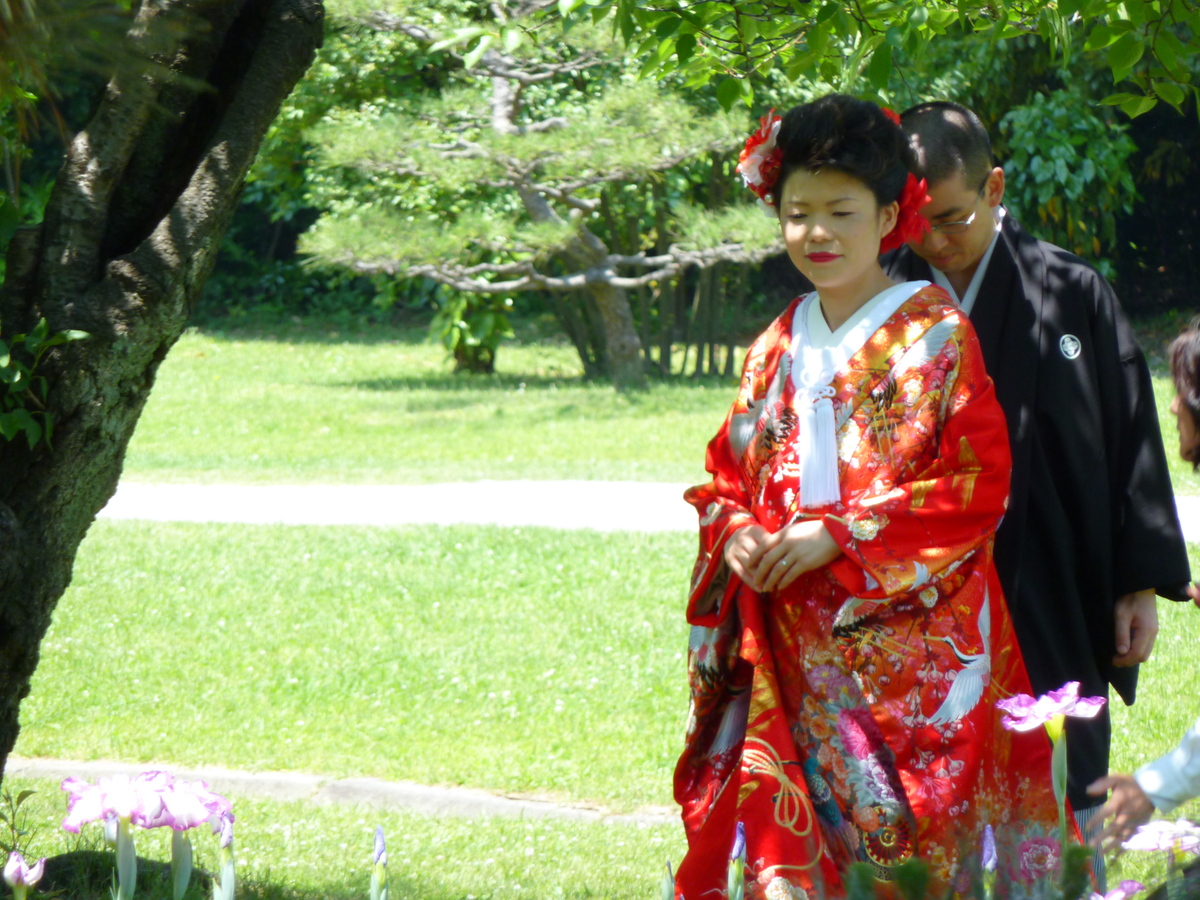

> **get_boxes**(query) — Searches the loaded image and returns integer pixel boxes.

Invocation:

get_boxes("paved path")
[3,757,674,826]
[98,481,1200,542]
[98,481,698,532]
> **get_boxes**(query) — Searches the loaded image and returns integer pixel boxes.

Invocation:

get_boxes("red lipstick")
[806,252,841,263]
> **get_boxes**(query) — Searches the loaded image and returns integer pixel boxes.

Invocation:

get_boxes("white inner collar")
[795,280,929,372]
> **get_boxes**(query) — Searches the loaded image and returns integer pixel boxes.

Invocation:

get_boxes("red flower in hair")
[737,110,783,211]
[880,172,931,254]
[881,106,901,126]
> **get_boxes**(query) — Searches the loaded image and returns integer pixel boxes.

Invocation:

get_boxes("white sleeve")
[1134,717,1200,814]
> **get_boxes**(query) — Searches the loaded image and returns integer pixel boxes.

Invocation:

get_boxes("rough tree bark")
[0,0,324,786]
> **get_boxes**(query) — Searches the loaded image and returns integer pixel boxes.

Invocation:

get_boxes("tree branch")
[339,235,782,294]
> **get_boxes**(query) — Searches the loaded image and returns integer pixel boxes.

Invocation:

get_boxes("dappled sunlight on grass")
[122,319,1200,494]
[124,329,739,484]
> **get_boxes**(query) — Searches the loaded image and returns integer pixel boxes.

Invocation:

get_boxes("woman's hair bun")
[772,94,915,208]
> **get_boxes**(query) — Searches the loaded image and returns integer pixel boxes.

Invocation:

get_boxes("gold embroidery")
[849,514,886,541]
[955,436,979,509]
[742,739,816,837]
[910,479,935,509]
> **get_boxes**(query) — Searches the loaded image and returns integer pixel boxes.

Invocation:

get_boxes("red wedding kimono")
[675,285,1063,900]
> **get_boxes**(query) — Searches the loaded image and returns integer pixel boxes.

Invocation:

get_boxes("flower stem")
[171,831,193,900]
[116,818,136,900]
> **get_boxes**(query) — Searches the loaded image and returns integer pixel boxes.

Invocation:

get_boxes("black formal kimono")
[884,214,1191,809]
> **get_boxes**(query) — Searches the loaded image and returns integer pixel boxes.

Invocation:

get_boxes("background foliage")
[7,0,1197,379]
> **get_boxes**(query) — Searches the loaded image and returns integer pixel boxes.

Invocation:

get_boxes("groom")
[883,101,1191,853]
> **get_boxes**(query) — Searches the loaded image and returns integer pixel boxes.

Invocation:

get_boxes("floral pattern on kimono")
[674,287,1063,900]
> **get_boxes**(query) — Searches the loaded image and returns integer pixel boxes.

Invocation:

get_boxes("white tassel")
[799,386,840,508]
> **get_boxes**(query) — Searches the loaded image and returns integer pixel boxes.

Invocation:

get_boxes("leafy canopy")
[513,0,1200,121]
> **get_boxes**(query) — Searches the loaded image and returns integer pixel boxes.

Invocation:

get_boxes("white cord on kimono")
[798,382,840,508]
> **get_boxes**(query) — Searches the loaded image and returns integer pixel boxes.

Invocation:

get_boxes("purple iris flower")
[61,774,162,830]
[1123,819,1200,854]
[996,681,1106,732]
[981,824,997,873]
[730,821,746,861]
[3,852,46,889]
[62,772,233,835]
[1090,880,1147,900]
[159,783,215,831]
[374,826,387,866]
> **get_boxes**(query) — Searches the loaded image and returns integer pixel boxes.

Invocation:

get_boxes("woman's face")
[777,167,897,296]
[1169,392,1200,463]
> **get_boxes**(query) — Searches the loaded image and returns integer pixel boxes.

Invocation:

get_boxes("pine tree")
[300,0,783,389]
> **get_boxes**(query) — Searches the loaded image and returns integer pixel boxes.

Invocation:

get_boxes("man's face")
[907,168,1004,276]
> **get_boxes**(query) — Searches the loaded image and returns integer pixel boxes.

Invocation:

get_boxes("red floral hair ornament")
[878,105,931,253]
[736,109,783,215]
[880,172,931,254]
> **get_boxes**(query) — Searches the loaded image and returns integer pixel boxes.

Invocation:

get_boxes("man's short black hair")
[899,101,995,189]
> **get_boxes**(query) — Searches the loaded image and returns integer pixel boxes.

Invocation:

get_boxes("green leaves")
[844,862,877,900]
[675,32,697,64]
[1107,31,1144,78]
[0,318,90,449]
[1102,91,1158,118]
[429,293,515,373]
[0,787,37,858]
[428,26,488,53]
[1001,89,1137,270]
[716,76,746,111]
[540,0,1196,116]
[1059,842,1094,900]
[892,858,931,900]
[461,35,495,69]
[866,43,893,92]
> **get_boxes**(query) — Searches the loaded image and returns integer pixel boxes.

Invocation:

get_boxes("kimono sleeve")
[682,317,792,627]
[1092,273,1191,601]
[822,313,1012,599]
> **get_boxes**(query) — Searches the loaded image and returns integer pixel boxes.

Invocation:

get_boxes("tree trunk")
[586,279,643,391]
[0,0,323,787]
[515,186,644,391]
[690,265,714,378]
[724,266,746,378]
[549,293,602,379]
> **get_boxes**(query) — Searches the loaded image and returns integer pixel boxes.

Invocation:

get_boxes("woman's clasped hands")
[723,520,842,594]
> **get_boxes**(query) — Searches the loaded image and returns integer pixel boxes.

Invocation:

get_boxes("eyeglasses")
[927,180,989,235]
[929,210,977,235]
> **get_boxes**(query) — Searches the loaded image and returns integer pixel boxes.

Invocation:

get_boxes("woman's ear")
[878,200,899,239]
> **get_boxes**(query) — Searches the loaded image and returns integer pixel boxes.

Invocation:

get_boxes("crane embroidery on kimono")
[926,589,992,725]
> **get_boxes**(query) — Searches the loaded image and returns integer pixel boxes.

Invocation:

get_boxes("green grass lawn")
[121,324,734,485]
[119,318,1200,495]
[1,775,686,900]
[8,313,1200,897]
[11,520,1200,895]
[15,519,1200,812]
[15,520,693,813]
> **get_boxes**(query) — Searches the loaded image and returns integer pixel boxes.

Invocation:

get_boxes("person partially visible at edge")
[881,101,1192,861]
[674,94,1062,900]
[1087,325,1200,855]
